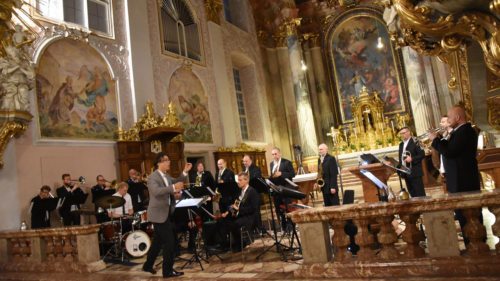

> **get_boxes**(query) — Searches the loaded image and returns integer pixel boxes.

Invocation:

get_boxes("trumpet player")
[242,154,262,180]
[56,173,87,226]
[269,147,295,229]
[397,127,426,197]
[127,169,148,212]
[30,185,57,229]
[317,143,339,206]
[91,175,115,223]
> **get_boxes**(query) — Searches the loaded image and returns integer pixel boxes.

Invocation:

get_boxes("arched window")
[159,0,202,61]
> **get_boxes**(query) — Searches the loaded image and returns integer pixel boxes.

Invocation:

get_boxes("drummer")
[108,182,134,218]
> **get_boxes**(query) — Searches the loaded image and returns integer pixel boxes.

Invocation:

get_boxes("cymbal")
[95,195,125,209]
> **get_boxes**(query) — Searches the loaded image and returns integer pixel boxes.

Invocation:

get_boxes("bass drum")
[123,230,151,258]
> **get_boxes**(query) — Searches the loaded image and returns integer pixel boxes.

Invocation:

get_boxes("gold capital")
[204,0,223,25]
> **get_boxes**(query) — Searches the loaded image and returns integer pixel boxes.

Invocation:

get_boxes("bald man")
[317,143,339,206]
[429,106,480,193]
[430,106,481,245]
[216,158,236,213]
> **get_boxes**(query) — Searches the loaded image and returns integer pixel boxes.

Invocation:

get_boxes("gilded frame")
[324,7,409,123]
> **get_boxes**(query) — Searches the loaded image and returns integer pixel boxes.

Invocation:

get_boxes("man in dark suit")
[30,185,56,229]
[317,144,339,206]
[242,154,262,180]
[430,106,480,193]
[56,173,86,226]
[397,127,426,197]
[91,175,115,223]
[142,152,192,278]
[269,147,295,228]
[127,169,148,212]
[216,158,236,213]
[218,172,260,252]
[189,160,215,189]
[430,106,481,243]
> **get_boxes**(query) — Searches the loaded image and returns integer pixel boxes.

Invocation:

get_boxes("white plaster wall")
[0,0,135,230]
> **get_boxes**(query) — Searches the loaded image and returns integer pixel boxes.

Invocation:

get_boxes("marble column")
[402,47,435,135]
[264,47,292,157]
[273,19,318,157]
[302,41,322,143]
[310,36,334,146]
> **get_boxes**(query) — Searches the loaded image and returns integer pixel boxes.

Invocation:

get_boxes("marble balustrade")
[0,224,105,273]
[289,189,500,278]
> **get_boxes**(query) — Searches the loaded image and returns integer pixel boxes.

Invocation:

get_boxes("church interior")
[0,0,500,280]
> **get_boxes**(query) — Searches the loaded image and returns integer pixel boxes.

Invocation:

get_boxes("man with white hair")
[317,143,339,206]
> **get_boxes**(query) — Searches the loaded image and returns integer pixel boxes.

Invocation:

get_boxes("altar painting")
[331,15,405,122]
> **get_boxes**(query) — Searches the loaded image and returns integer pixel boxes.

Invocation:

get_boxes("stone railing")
[0,224,105,272]
[289,189,500,279]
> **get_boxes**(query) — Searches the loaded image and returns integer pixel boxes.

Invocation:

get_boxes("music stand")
[255,178,293,261]
[359,169,390,202]
[176,198,209,271]
[381,156,411,198]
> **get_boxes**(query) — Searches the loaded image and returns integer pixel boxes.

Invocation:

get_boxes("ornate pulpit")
[345,163,395,203]
[116,102,185,180]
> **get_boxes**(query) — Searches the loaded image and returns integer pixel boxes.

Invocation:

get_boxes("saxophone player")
[317,144,339,206]
[188,160,215,189]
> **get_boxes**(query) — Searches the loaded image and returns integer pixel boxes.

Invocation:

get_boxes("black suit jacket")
[216,168,235,183]
[244,164,262,180]
[432,123,480,193]
[398,137,424,179]
[319,154,338,192]
[269,158,295,186]
[189,171,216,189]
[56,185,86,217]
[235,186,260,229]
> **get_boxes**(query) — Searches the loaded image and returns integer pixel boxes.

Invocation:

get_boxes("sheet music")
[360,169,388,191]
[56,197,65,209]
[176,198,204,208]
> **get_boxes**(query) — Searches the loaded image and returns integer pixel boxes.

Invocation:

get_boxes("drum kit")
[95,196,153,260]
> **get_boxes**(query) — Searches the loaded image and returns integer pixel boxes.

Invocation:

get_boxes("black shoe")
[142,266,157,275]
[164,270,184,278]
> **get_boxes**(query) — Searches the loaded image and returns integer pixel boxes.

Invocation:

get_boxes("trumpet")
[69,176,86,185]
[415,128,445,141]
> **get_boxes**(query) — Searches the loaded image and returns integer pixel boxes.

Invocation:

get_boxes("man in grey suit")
[142,152,192,278]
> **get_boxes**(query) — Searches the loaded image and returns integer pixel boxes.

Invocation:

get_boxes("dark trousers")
[322,189,340,206]
[405,177,426,197]
[144,219,175,276]
[61,210,81,226]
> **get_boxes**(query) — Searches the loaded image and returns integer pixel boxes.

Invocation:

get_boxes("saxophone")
[316,156,325,188]
[194,173,202,187]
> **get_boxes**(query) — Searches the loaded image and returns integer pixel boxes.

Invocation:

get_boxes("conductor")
[142,152,192,278]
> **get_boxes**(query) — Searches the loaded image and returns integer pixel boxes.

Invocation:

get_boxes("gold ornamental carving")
[388,0,500,77]
[487,95,500,130]
[117,101,183,141]
[0,118,29,168]
[217,142,265,153]
[0,1,35,169]
[273,18,301,47]
[331,87,409,153]
[204,0,223,25]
